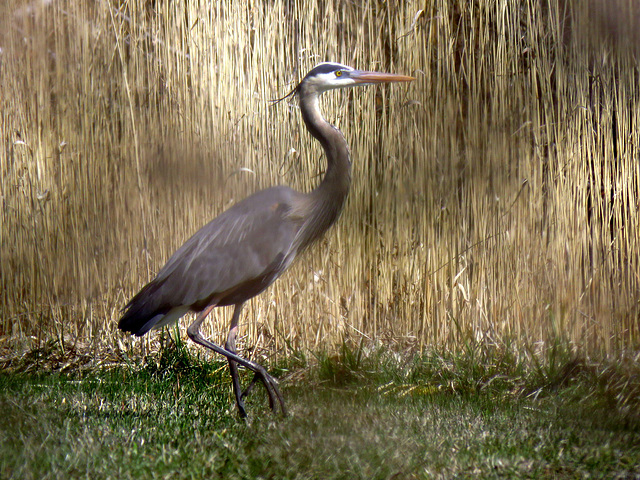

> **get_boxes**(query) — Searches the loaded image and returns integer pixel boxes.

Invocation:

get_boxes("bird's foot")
[240,373,260,401]
[236,399,247,419]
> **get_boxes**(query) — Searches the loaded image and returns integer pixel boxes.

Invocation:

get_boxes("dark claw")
[241,373,260,400]
[237,399,247,418]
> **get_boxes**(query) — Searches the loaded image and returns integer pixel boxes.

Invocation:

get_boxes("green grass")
[1,342,639,480]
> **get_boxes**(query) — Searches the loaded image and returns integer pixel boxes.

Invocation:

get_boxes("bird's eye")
[335,70,343,77]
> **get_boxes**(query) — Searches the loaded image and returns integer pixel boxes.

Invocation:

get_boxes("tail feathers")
[122,313,163,337]
[119,281,188,336]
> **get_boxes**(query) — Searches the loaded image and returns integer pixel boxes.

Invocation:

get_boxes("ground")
[1,342,639,479]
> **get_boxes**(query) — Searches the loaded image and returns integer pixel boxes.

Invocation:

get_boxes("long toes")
[241,373,260,400]
[262,374,286,416]
[264,382,276,411]
[240,367,286,416]
[270,383,287,416]
[255,370,280,413]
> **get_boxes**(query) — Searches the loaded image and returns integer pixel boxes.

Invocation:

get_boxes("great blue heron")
[119,62,414,417]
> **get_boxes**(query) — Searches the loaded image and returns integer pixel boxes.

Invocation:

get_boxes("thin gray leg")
[225,303,248,417]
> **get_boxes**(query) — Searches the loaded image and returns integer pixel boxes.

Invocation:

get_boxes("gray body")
[121,180,347,335]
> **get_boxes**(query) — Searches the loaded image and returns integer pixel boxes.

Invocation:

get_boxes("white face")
[304,63,357,93]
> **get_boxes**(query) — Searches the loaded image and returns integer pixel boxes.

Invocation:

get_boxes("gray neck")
[297,88,352,246]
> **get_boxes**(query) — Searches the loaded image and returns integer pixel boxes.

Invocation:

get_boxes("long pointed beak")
[349,70,415,84]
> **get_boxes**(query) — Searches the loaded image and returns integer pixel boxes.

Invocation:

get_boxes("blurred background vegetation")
[1,0,638,365]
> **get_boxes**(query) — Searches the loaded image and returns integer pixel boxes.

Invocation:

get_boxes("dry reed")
[1,0,638,362]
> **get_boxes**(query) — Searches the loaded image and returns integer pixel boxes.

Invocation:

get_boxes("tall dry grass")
[1,0,638,361]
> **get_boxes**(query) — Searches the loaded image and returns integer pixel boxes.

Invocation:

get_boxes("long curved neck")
[297,89,352,246]
[299,91,351,202]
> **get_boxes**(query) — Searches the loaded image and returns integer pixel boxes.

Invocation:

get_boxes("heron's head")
[302,62,414,94]
[283,62,414,100]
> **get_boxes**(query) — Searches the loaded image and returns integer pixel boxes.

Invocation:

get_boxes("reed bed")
[1,0,638,362]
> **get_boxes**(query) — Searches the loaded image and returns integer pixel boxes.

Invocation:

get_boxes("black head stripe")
[306,62,351,78]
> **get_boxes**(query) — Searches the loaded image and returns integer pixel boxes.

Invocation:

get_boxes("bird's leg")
[225,303,248,418]
[186,305,287,416]
[223,306,271,414]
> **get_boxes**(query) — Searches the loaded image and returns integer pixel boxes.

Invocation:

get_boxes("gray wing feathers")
[119,186,306,335]
[151,186,303,306]
[119,186,311,336]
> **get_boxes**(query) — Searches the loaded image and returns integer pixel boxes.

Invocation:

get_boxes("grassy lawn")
[1,343,639,479]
